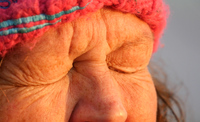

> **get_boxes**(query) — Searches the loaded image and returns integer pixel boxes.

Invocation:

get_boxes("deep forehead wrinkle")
[67,8,154,61]
[100,8,154,51]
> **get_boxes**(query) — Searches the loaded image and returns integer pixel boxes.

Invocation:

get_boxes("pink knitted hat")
[0,0,168,57]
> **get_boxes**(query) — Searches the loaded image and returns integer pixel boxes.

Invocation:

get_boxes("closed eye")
[108,65,137,74]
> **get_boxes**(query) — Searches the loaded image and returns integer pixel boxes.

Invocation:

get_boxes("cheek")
[112,70,157,121]
[0,77,75,122]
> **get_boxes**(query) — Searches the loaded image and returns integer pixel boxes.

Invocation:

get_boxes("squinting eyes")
[107,65,139,74]
[108,66,131,74]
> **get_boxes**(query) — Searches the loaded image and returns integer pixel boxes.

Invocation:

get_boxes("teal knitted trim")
[0,1,92,36]
[0,19,61,36]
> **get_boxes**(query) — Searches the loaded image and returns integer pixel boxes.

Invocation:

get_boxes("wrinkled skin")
[0,8,157,122]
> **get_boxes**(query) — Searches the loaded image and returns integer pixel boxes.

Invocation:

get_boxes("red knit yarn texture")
[0,0,169,57]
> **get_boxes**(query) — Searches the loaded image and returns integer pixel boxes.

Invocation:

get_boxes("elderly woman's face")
[0,8,156,121]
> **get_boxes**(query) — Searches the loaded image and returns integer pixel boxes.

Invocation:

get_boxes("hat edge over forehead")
[0,0,169,57]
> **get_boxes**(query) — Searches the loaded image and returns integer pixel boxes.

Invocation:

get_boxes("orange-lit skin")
[0,8,157,122]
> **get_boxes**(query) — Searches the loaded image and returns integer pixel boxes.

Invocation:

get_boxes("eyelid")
[108,66,136,74]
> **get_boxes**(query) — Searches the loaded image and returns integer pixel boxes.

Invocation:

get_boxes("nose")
[69,99,127,122]
[69,69,128,122]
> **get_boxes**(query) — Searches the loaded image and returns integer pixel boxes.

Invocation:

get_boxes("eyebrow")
[132,31,154,47]
[141,29,154,41]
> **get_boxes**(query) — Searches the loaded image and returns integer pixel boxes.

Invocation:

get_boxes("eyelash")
[108,66,132,74]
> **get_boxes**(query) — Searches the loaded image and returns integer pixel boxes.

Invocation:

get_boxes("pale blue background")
[152,0,200,121]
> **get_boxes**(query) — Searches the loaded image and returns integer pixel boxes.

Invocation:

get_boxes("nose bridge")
[70,64,128,122]
[92,70,121,99]
[86,64,123,103]
[91,80,128,122]
[85,63,124,104]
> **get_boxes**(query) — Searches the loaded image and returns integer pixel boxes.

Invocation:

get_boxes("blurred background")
[152,0,200,121]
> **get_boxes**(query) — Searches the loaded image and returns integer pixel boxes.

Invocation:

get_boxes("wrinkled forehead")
[4,8,153,63]
[68,8,154,57]
[0,0,168,57]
